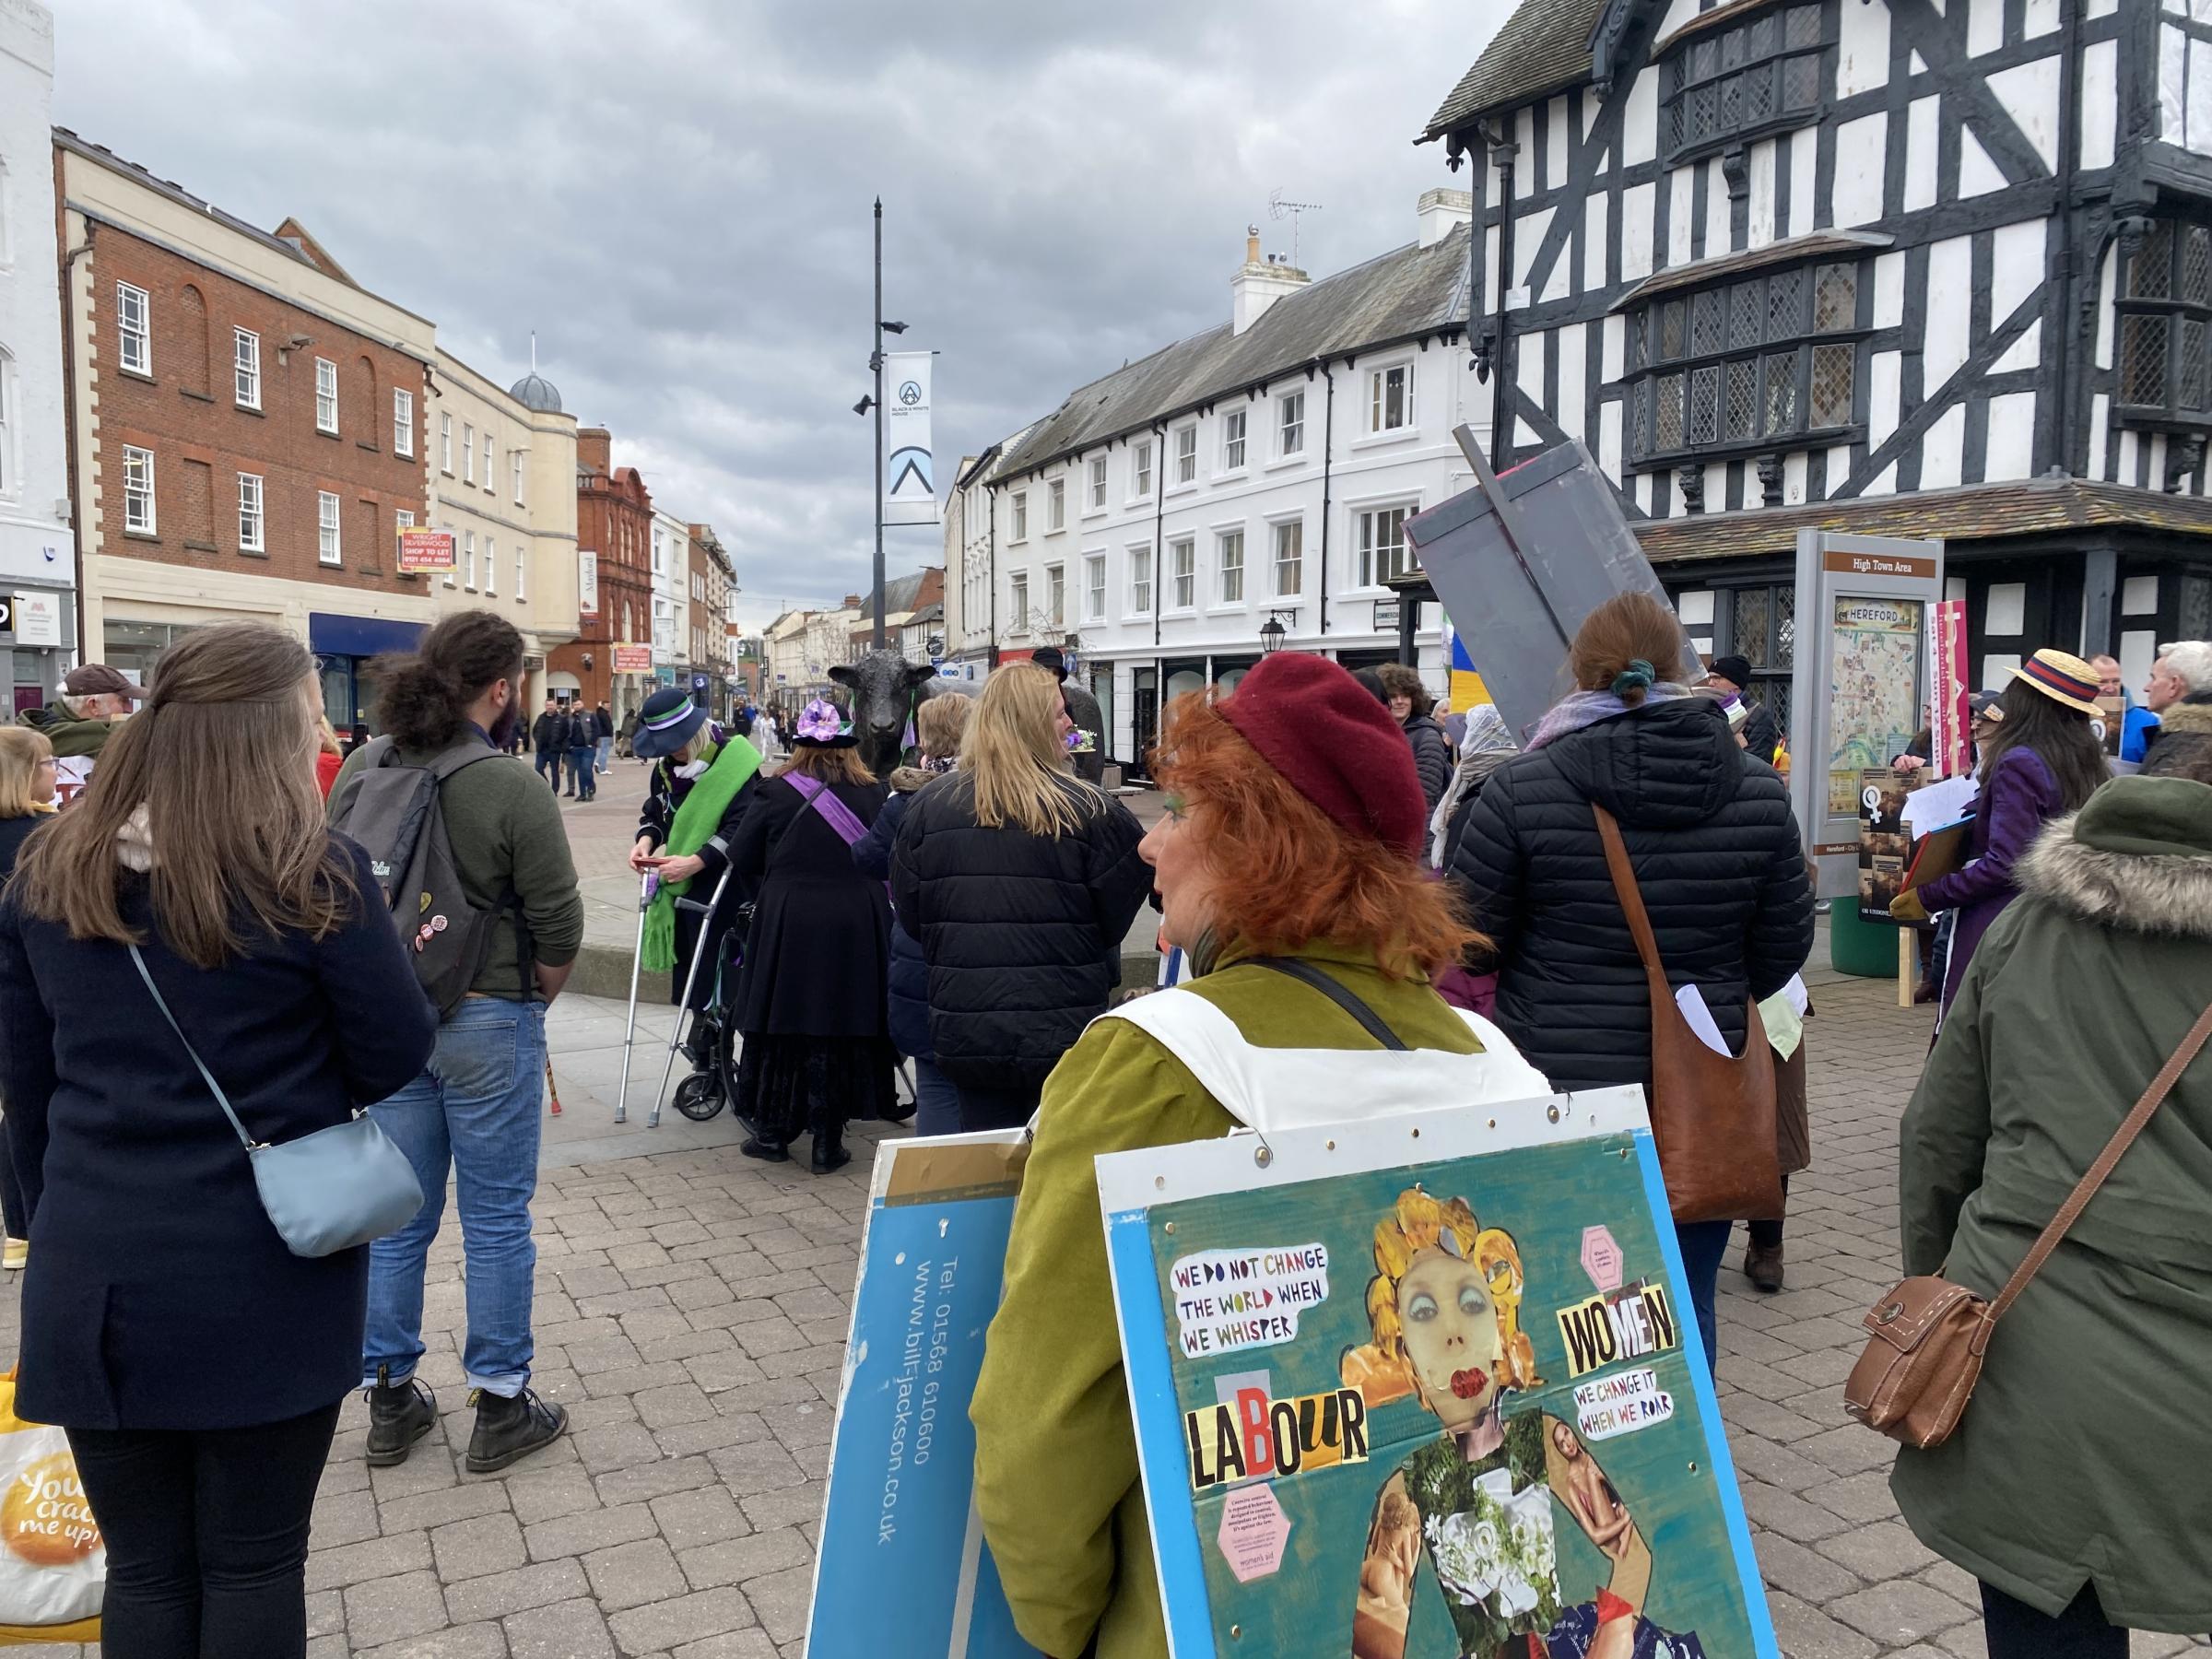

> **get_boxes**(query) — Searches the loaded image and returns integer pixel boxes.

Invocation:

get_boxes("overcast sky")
[52,0,1505,631]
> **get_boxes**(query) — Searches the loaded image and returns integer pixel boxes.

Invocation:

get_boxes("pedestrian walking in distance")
[1890,648,2111,1012]
[725,699,895,1169]
[853,691,973,1135]
[1377,663,1453,818]
[594,700,615,776]
[0,622,437,1659]
[1890,700,2212,1658]
[564,701,597,802]
[530,695,565,789]
[892,663,1151,1132]
[334,610,584,1476]
[629,686,764,1064]
[973,651,1547,1659]
[1449,592,1813,1373]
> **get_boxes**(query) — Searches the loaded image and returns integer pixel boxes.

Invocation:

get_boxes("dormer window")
[1662,2,1828,165]
[2117,218,2212,426]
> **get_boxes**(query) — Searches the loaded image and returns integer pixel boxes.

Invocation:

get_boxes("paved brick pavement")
[6,971,2206,1656]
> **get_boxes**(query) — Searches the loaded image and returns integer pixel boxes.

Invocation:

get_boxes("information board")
[1099,1093,1777,1659]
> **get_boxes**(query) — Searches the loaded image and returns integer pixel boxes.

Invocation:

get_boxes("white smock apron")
[1093,963,1552,1135]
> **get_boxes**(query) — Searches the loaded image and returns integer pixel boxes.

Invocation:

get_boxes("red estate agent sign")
[397,528,455,573]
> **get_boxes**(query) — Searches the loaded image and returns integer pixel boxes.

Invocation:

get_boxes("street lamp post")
[853,200,909,653]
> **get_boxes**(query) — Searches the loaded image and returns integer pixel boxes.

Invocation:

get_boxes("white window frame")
[1173,424,1198,487]
[314,359,338,434]
[123,445,156,534]
[441,413,453,474]
[1085,553,1107,620]
[462,423,475,484]
[0,353,12,498]
[237,471,265,552]
[393,388,414,457]
[1009,571,1030,631]
[1088,456,1108,511]
[233,328,262,410]
[1171,536,1195,609]
[1045,562,1065,627]
[441,522,457,587]
[483,434,494,492]
[464,528,477,589]
[1132,440,1153,500]
[1273,518,1304,596]
[1218,530,1244,603]
[1222,409,1247,473]
[317,490,341,566]
[484,535,496,595]
[1130,546,1153,615]
[1367,361,1413,435]
[516,547,527,600]
[1356,502,1417,587]
[1278,390,1306,457]
[512,450,525,505]
[1010,490,1029,542]
[116,283,151,375]
[1048,477,1065,533]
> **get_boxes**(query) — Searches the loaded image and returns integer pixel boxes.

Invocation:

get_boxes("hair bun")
[1610,659,1656,698]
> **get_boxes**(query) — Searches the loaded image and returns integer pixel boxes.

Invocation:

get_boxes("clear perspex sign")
[1098,1092,1777,1658]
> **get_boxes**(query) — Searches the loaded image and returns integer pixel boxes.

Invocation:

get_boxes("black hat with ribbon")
[632,687,709,759]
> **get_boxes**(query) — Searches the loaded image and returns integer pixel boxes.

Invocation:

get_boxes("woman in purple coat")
[1892,649,2109,1010]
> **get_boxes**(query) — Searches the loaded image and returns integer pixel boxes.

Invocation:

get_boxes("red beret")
[1218,653,1428,858]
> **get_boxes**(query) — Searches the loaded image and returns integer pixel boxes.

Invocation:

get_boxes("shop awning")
[309,613,425,658]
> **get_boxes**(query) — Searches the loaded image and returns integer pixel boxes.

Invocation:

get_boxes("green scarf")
[641,735,762,971]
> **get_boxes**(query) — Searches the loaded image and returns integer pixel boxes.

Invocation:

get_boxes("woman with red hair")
[971,653,1548,1659]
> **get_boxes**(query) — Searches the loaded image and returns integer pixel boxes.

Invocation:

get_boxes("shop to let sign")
[396,528,455,573]
[612,643,654,674]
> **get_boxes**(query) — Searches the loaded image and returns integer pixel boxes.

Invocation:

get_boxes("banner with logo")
[1098,1091,1777,1659]
[579,551,600,618]
[1932,598,1969,777]
[884,350,938,526]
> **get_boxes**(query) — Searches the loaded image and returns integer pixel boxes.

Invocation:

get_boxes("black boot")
[465,1386,568,1474]
[364,1368,437,1467]
[809,1109,852,1174]
[741,1135,790,1163]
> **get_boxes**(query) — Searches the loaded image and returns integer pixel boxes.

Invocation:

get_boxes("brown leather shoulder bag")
[1593,804,1783,1223]
[1846,999,2212,1449]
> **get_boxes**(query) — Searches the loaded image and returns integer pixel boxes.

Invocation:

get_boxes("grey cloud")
[53,0,1500,629]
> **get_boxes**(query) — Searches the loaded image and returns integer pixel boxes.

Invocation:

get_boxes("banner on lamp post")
[579,551,600,618]
[883,351,938,525]
[1932,598,1969,778]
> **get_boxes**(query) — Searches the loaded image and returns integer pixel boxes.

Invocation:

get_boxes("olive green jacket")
[1891,777,2212,1631]
[969,944,1495,1659]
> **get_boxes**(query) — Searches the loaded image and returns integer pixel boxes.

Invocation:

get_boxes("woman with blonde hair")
[854,692,973,1134]
[724,698,893,1170]
[892,663,1150,1129]
[0,621,435,1657]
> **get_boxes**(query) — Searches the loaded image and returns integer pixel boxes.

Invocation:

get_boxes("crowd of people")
[0,598,2207,1657]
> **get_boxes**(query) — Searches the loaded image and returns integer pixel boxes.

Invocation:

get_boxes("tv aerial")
[1268,190,1323,269]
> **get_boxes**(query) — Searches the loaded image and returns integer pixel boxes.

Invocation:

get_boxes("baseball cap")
[64,665,147,700]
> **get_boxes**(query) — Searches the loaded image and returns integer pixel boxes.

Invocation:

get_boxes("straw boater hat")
[2011,649,2101,715]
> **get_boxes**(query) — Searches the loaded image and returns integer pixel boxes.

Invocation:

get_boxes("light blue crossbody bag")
[130,945,425,1258]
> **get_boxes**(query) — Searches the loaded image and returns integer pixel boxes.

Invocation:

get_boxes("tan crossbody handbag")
[1845,999,2212,1449]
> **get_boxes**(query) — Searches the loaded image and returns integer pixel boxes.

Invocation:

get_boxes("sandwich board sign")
[1098,1091,1778,1658]
[1406,434,1701,745]
[1786,533,1945,900]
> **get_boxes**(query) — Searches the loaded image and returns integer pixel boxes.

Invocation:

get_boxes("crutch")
[613,869,659,1125]
[651,866,735,1127]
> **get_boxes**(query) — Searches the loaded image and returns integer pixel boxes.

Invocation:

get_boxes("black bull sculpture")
[829,650,963,777]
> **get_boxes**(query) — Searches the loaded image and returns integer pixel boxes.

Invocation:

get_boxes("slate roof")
[851,570,933,625]
[1419,0,1610,146]
[1636,477,2212,565]
[987,228,1472,485]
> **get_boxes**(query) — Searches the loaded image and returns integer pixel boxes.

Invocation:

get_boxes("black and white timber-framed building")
[1421,0,2212,722]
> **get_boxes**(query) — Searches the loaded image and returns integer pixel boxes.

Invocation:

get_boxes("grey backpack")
[329,737,519,1016]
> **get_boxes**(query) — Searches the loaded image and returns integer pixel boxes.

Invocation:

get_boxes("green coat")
[20,702,112,759]
[969,944,1497,1659]
[1891,777,2212,1632]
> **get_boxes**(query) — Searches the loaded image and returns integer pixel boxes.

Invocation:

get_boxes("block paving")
[6,971,2206,1656]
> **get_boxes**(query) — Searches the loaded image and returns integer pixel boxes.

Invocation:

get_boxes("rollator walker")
[613,866,749,1128]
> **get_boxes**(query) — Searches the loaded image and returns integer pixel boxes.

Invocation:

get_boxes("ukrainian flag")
[1445,618,1490,711]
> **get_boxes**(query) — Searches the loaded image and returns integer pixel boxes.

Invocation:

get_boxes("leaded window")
[1663,3,1828,162]
[2117,219,2212,421]
[1629,260,1862,462]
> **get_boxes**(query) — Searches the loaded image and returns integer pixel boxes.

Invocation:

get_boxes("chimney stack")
[1416,187,1475,249]
[1230,222,1310,336]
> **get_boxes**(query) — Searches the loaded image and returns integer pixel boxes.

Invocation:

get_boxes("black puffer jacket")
[1405,713,1453,816]
[890,771,1152,1088]
[1448,698,1813,1092]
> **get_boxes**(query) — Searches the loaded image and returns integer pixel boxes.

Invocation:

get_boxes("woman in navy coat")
[0,623,436,1659]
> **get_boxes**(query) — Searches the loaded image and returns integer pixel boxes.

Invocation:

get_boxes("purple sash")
[789,776,887,892]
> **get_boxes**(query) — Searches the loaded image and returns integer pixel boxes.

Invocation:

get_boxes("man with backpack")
[327,610,584,1474]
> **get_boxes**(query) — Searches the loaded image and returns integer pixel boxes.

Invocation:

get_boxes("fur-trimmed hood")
[2017,776,2212,941]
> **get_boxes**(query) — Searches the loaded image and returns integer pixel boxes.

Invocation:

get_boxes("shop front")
[309,612,427,735]
[4,584,76,716]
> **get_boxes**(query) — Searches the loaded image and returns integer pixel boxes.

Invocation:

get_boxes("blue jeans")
[534,749,561,787]
[595,735,612,773]
[363,998,547,1397]
[568,748,594,797]
[1674,1218,1733,1379]
[911,1058,962,1137]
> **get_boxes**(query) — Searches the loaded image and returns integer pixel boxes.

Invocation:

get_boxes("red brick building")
[552,428,653,720]
[56,132,437,723]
